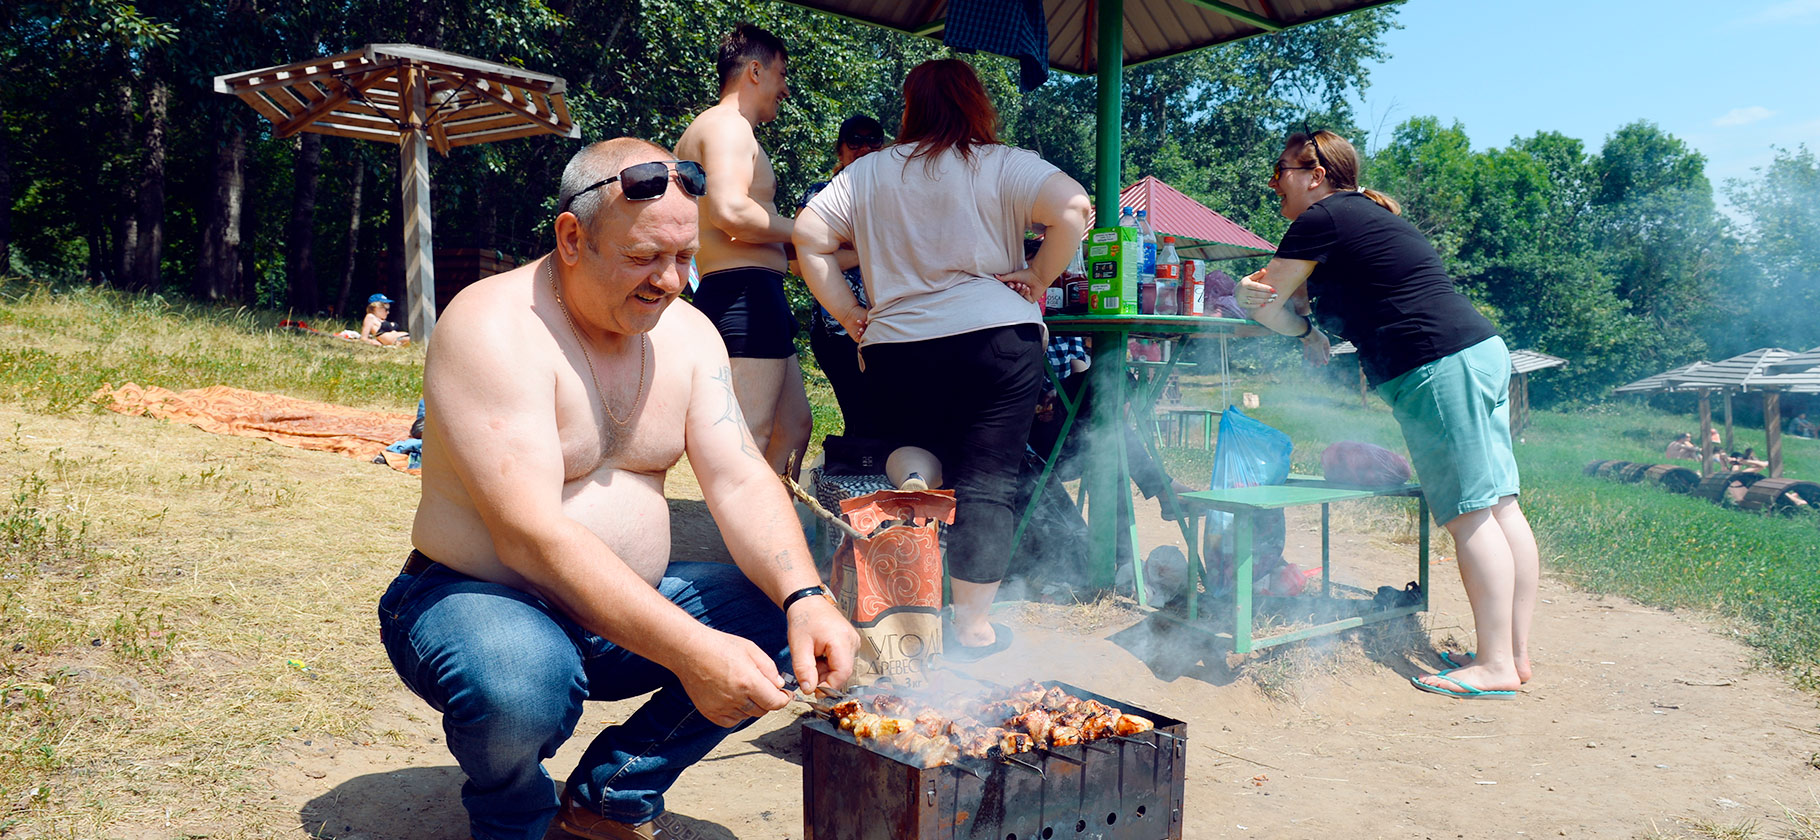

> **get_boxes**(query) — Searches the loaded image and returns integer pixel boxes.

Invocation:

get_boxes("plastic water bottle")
[1154,235,1181,316]
[1136,210,1158,314]
[1118,206,1137,228]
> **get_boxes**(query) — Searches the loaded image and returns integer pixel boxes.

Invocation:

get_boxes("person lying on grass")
[377,137,858,840]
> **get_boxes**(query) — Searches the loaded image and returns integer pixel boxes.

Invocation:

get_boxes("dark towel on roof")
[943,0,1050,92]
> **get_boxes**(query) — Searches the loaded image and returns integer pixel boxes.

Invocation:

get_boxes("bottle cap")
[1163,235,1175,243]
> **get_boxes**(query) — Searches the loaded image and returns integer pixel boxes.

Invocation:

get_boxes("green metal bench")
[1174,477,1430,654]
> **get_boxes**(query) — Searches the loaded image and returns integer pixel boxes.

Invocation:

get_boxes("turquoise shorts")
[1375,336,1520,525]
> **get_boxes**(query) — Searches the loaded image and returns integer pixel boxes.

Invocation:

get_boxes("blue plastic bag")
[1210,407,1293,490]
[1202,407,1294,594]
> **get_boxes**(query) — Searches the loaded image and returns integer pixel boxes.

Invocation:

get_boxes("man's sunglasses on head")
[567,160,707,207]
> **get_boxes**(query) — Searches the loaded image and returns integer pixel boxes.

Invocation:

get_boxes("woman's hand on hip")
[994,268,1045,304]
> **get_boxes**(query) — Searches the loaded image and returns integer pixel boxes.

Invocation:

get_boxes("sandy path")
[280,484,1820,840]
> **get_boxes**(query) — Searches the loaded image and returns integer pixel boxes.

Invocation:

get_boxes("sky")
[1348,0,1820,211]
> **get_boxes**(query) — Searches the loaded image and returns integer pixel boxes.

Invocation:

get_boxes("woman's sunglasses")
[566,160,707,207]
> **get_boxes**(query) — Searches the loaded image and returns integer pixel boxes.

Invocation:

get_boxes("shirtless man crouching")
[675,23,811,477]
[377,137,857,840]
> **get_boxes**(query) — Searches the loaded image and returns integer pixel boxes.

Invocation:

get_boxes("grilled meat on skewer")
[814,683,1161,767]
[1113,713,1154,736]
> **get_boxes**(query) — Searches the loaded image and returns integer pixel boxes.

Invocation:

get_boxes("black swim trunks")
[693,266,799,359]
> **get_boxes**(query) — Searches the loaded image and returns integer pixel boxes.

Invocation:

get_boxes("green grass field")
[7,279,1820,691]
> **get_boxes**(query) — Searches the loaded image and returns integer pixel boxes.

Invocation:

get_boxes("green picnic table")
[1175,476,1430,653]
[1016,313,1262,605]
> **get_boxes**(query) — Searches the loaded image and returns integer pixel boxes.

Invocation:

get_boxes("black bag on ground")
[821,435,895,476]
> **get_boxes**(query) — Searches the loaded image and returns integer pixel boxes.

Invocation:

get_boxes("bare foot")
[1439,651,1532,684]
[1417,663,1521,694]
[950,617,996,648]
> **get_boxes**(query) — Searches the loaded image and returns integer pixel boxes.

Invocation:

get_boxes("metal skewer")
[998,752,1045,776]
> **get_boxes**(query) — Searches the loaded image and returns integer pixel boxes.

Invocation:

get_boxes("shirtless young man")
[377,137,857,840]
[674,23,811,476]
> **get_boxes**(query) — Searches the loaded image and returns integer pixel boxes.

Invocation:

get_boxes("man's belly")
[411,472,672,589]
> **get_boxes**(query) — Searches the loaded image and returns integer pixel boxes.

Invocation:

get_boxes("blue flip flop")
[1439,650,1475,669]
[1410,672,1516,701]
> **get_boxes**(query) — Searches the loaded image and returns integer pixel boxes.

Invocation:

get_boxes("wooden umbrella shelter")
[1663,349,1811,478]
[214,44,580,342]
[1507,349,1567,437]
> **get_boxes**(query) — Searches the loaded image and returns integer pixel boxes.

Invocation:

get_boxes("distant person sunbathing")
[1729,447,1768,471]
[1664,432,1699,460]
[361,294,411,346]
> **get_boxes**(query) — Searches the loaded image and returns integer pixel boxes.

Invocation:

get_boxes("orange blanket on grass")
[93,382,417,471]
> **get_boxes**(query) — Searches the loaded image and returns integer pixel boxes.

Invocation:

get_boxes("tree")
[1725,145,1820,354]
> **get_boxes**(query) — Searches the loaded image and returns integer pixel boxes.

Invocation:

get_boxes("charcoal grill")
[801,681,1187,840]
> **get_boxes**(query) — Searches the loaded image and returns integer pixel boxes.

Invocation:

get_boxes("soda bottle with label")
[1062,244,1089,313]
[1154,235,1181,315]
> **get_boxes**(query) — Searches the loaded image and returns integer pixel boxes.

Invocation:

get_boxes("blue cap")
[368,293,395,305]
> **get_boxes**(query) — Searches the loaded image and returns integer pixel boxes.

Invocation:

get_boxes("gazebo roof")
[213,43,578,153]
[1767,345,1820,374]
[1664,348,1794,391]
[1086,176,1275,260]
[771,0,1402,74]
[1509,350,1568,375]
[1612,361,1714,394]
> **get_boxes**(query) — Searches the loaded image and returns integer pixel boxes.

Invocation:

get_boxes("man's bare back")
[675,103,787,274]
[411,259,724,589]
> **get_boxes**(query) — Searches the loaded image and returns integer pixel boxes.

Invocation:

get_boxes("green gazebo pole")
[1094,0,1124,222]
[1083,0,1127,589]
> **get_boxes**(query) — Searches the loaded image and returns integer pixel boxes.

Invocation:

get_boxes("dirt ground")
[284,480,1820,840]
[8,403,1818,839]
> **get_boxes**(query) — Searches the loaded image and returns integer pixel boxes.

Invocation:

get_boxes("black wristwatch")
[781,585,832,613]
[1292,315,1316,339]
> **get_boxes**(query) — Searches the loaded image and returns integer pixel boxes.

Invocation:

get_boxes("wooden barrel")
[1616,462,1654,483]
[1736,478,1820,513]
[1692,471,1766,505]
[1584,459,1624,476]
[1593,460,1633,479]
[1643,464,1701,494]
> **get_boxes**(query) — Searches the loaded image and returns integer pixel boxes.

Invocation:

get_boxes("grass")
[0,279,421,414]
[2,280,1819,832]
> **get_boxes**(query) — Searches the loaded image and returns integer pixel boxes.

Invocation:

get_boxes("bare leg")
[763,358,813,479]
[1490,495,1538,683]
[1419,507,1522,693]
[949,579,1003,647]
[729,357,789,471]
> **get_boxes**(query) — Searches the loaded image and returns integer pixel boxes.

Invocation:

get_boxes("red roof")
[1085,176,1276,261]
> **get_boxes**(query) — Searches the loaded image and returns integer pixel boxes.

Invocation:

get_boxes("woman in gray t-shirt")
[794,59,1090,660]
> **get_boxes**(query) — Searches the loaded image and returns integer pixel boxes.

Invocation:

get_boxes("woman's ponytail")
[1359,188,1402,216]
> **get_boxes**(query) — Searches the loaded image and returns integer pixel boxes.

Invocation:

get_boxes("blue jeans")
[377,556,788,840]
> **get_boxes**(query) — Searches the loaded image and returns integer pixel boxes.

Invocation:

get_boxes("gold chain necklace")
[546,257,646,427]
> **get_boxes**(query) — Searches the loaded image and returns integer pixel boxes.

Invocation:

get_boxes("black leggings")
[864,324,1044,584]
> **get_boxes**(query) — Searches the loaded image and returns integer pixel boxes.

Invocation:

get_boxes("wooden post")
[1765,389,1783,478]
[1357,364,1367,409]
[399,65,437,342]
[1722,390,1734,453]
[1698,389,1713,478]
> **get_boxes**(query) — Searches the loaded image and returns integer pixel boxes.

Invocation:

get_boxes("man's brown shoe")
[555,798,699,840]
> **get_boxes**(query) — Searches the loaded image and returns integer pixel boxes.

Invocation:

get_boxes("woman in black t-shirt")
[1236,130,1537,701]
